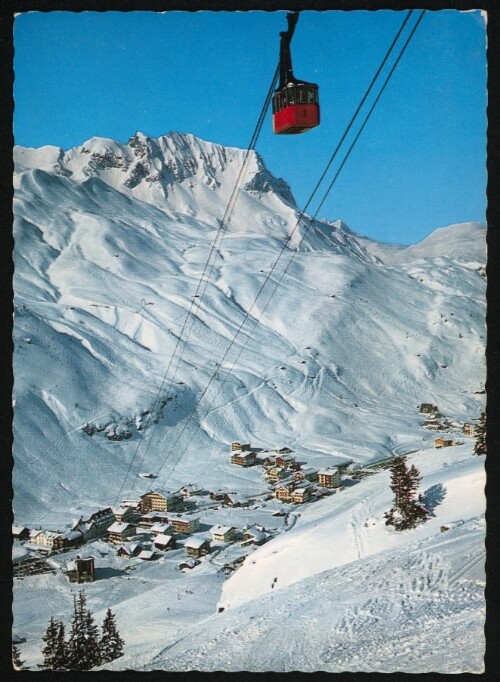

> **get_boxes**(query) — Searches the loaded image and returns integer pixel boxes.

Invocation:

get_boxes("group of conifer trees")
[41,592,124,670]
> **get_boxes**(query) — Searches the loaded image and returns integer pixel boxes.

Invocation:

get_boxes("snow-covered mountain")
[13,131,486,527]
[12,131,486,673]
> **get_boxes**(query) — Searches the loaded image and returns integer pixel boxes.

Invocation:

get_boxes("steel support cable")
[146,11,426,486]
[113,65,281,505]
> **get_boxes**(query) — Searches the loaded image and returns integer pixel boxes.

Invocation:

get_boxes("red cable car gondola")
[272,13,320,135]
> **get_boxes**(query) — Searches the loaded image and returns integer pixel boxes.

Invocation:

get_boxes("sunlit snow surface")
[13,132,486,672]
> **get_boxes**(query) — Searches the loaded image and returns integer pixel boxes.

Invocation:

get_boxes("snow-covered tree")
[66,591,101,670]
[384,456,428,530]
[41,616,67,670]
[99,608,125,664]
[12,643,24,670]
[473,411,486,456]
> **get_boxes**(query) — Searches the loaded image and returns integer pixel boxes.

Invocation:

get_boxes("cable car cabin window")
[285,87,296,106]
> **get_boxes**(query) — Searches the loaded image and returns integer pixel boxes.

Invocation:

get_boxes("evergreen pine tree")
[12,643,24,670]
[54,620,68,670]
[99,608,125,664]
[41,616,62,669]
[66,591,101,670]
[384,456,428,530]
[473,412,486,456]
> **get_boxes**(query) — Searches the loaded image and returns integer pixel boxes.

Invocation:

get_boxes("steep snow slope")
[13,132,486,526]
[91,445,483,673]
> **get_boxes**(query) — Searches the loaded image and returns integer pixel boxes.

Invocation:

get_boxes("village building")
[231,441,251,452]
[87,508,115,535]
[318,468,341,489]
[138,511,171,528]
[112,506,139,524]
[180,484,203,498]
[209,490,226,501]
[185,537,211,558]
[292,484,313,504]
[294,467,319,482]
[230,451,256,467]
[117,543,143,558]
[65,556,95,583]
[223,493,249,508]
[434,437,457,448]
[242,526,268,546]
[265,466,288,482]
[139,490,183,514]
[153,534,177,551]
[12,526,30,541]
[275,453,297,470]
[137,549,159,561]
[29,529,62,549]
[419,403,439,414]
[255,452,275,467]
[53,529,84,551]
[168,515,201,534]
[273,447,293,455]
[275,482,295,502]
[210,525,236,543]
[462,422,477,437]
[149,522,174,537]
[107,522,136,544]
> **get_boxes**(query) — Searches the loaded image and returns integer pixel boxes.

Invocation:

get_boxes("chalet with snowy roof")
[29,529,61,549]
[462,422,477,437]
[180,484,203,498]
[139,490,183,514]
[265,466,288,482]
[12,526,30,540]
[294,466,318,482]
[65,556,95,583]
[255,452,275,467]
[117,543,143,558]
[53,529,84,551]
[88,507,115,532]
[292,484,312,504]
[242,526,267,546]
[231,450,256,467]
[169,515,200,534]
[419,403,439,414]
[139,511,171,528]
[223,492,249,508]
[150,522,174,537]
[154,534,177,551]
[275,482,295,502]
[231,441,251,452]
[275,453,297,470]
[318,468,341,489]
[185,537,211,558]
[273,447,293,455]
[107,522,136,544]
[112,506,139,524]
[434,437,457,449]
[210,525,236,543]
[137,549,159,561]
[120,499,141,510]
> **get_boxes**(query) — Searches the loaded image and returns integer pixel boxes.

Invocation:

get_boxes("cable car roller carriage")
[272,12,320,135]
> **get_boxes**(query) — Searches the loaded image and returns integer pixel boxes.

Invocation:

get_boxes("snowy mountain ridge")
[13,132,486,527]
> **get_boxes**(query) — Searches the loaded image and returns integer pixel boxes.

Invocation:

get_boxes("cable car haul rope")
[114,9,426,503]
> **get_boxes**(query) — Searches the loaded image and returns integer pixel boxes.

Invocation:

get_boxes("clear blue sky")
[14,10,486,245]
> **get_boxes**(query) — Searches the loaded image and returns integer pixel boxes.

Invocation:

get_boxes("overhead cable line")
[113,51,286,504]
[137,10,426,489]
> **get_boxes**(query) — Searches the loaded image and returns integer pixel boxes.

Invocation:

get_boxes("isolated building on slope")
[419,403,439,414]
[434,437,457,448]
[231,441,251,452]
[65,556,95,583]
[12,526,30,541]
